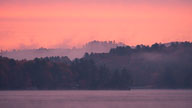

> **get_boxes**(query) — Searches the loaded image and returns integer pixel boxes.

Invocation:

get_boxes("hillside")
[83,42,192,88]
[0,40,125,60]
[0,41,192,90]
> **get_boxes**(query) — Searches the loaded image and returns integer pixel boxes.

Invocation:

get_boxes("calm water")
[0,90,192,108]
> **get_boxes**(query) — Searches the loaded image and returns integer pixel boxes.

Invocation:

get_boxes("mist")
[0,40,125,60]
[83,42,192,88]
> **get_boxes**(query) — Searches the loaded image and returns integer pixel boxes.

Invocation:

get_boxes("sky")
[0,0,192,50]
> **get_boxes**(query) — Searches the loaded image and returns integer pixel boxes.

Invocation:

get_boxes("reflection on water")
[0,90,192,108]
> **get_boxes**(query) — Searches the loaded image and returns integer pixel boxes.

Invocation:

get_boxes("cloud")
[18,43,39,50]
[0,0,192,5]
[51,39,74,49]
[0,31,13,40]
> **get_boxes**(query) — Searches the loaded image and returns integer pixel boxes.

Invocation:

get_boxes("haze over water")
[0,90,192,108]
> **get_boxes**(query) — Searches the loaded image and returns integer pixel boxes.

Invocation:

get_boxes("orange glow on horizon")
[0,2,192,50]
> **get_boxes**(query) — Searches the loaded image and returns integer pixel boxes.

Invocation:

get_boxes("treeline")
[0,41,192,90]
[84,42,192,89]
[0,56,132,90]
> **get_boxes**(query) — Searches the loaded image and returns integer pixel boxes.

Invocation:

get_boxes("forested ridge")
[0,41,192,90]
[0,56,131,90]
[84,41,192,89]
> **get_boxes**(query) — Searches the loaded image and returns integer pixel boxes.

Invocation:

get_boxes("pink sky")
[0,0,192,50]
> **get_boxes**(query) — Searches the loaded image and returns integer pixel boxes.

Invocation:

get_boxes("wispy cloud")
[0,0,192,5]
[0,0,191,50]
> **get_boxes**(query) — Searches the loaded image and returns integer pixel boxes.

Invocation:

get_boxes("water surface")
[0,90,192,108]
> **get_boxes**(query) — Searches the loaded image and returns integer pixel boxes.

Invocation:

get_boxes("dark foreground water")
[0,90,192,108]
